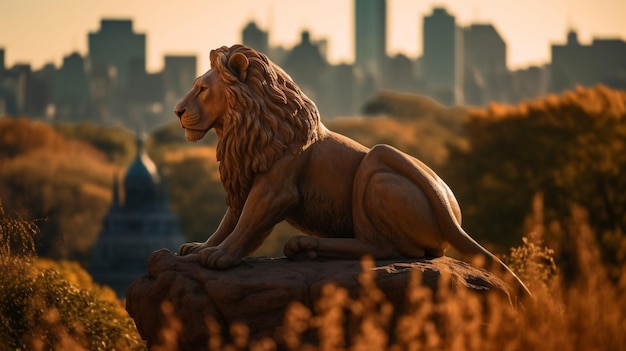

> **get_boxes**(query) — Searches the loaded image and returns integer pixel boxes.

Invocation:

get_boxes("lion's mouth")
[180,113,217,142]
[183,127,209,142]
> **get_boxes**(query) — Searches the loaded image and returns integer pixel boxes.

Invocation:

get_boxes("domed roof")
[124,134,160,210]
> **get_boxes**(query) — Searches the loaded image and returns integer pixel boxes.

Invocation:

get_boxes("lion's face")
[174,69,228,142]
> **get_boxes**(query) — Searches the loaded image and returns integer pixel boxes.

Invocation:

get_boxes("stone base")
[126,249,509,350]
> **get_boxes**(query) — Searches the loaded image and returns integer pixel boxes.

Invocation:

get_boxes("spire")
[123,131,160,211]
[135,128,146,158]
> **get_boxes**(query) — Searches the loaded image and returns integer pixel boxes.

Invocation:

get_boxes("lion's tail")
[378,145,532,299]
[444,224,532,299]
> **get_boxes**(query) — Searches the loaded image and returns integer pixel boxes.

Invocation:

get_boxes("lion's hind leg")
[351,145,449,259]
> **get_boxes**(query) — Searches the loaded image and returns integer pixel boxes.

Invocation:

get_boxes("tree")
[0,203,145,351]
[0,117,118,262]
[445,85,626,258]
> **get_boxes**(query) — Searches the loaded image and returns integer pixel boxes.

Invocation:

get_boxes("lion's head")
[174,44,322,212]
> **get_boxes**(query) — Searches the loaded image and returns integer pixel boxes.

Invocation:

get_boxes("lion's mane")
[209,45,321,213]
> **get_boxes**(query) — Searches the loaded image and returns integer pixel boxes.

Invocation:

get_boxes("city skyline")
[1,0,625,73]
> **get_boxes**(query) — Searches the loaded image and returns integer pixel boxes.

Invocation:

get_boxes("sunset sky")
[1,0,625,73]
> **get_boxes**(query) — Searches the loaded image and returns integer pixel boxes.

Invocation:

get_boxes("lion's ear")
[228,53,249,82]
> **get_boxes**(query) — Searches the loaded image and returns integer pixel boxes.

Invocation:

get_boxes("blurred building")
[29,63,56,119]
[1,63,31,116]
[355,0,387,85]
[464,24,507,75]
[5,9,626,122]
[463,23,509,105]
[242,21,270,56]
[0,48,5,75]
[422,7,464,105]
[550,30,626,92]
[90,135,184,297]
[511,65,548,101]
[283,31,329,103]
[88,19,146,91]
[54,52,91,121]
[162,55,197,119]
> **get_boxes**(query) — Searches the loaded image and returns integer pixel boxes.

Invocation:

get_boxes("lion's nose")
[174,107,185,119]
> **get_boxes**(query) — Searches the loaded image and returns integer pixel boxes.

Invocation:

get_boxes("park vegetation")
[0,84,625,349]
[0,202,145,350]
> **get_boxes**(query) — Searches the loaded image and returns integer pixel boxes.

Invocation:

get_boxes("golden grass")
[149,210,625,351]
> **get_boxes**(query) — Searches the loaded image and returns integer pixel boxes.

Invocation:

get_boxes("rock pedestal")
[126,249,509,350]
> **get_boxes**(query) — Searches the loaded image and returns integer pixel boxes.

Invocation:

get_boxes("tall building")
[463,24,508,105]
[242,21,269,56]
[88,19,146,90]
[422,7,464,105]
[283,31,328,102]
[54,52,90,121]
[0,48,5,75]
[4,64,31,115]
[550,30,626,92]
[464,24,507,77]
[90,135,185,297]
[355,0,387,80]
[163,55,197,104]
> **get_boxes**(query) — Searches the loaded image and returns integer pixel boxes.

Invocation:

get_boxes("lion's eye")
[199,86,208,92]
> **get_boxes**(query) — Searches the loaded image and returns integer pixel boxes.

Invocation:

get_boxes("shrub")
[0,203,146,351]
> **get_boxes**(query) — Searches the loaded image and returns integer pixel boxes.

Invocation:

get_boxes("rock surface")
[126,249,510,350]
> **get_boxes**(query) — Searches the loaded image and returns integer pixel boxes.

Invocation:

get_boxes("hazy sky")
[1,0,625,73]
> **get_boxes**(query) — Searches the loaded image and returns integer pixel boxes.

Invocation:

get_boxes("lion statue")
[174,44,530,297]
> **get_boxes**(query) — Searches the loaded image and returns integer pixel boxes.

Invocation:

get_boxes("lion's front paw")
[197,247,242,270]
[179,242,206,256]
[284,236,320,260]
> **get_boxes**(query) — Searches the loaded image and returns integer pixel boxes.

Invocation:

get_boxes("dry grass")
[150,209,625,351]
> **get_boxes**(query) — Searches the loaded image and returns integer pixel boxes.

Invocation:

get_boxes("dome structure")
[91,132,184,297]
[123,135,160,210]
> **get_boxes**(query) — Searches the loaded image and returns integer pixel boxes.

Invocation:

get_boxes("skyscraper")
[550,30,626,92]
[0,48,5,75]
[88,19,146,90]
[163,55,197,100]
[422,7,464,105]
[54,52,90,121]
[355,0,386,79]
[464,24,507,76]
[463,23,507,104]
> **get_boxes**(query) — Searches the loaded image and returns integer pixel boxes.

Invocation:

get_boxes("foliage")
[33,258,121,310]
[53,122,137,166]
[0,118,118,262]
[326,115,466,170]
[444,85,626,256]
[1,85,626,350]
[0,198,37,258]
[361,90,467,131]
[0,203,145,351]
[150,120,217,147]
[351,91,469,168]
[3,85,626,270]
